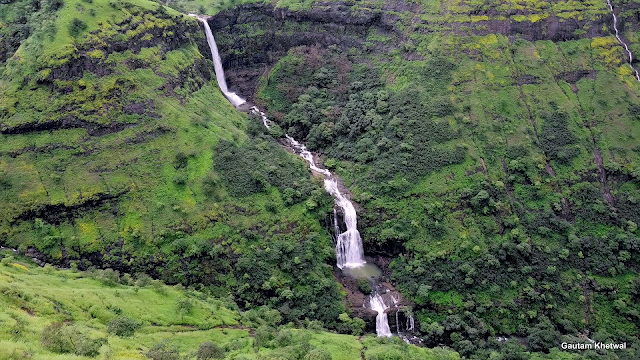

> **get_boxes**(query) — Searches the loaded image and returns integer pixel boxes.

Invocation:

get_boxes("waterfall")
[0,246,18,253]
[194,14,384,333]
[406,314,415,333]
[193,13,365,270]
[333,208,340,242]
[191,15,247,106]
[369,293,392,337]
[605,0,640,81]
[284,135,332,177]
[324,179,366,269]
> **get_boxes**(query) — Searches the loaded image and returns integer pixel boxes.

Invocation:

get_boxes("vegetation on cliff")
[2,0,640,359]
[0,0,347,334]
[248,0,640,359]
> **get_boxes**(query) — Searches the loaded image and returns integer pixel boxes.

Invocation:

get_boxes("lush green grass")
[0,259,460,360]
[0,259,246,359]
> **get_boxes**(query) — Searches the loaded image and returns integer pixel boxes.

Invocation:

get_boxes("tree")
[40,323,73,354]
[304,348,332,360]
[146,341,181,360]
[41,322,106,356]
[176,298,193,319]
[528,320,558,353]
[68,18,87,37]
[196,342,224,360]
[106,316,141,337]
[254,326,276,349]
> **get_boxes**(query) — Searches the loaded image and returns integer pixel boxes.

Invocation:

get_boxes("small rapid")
[605,0,640,81]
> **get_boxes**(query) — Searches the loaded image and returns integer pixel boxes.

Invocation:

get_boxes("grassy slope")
[0,259,460,360]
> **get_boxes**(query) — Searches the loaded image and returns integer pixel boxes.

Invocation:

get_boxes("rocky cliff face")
[206,1,409,99]
[207,0,640,101]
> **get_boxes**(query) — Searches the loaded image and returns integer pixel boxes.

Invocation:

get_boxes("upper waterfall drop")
[192,15,247,107]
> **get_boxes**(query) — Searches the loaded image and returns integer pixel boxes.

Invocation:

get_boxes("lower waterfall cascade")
[194,14,405,337]
[369,293,392,337]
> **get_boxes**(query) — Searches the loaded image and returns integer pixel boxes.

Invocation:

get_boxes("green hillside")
[0,0,349,331]
[228,0,640,358]
[0,255,463,359]
[1,0,640,359]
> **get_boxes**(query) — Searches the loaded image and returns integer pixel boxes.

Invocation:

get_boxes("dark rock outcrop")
[45,10,203,83]
[207,2,406,99]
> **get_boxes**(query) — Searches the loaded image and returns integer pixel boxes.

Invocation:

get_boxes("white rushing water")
[406,314,415,333]
[194,14,387,333]
[285,135,332,177]
[605,0,640,81]
[369,293,392,337]
[191,15,247,106]
[324,179,366,268]
[250,106,273,129]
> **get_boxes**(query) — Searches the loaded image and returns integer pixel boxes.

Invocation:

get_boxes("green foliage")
[241,306,282,328]
[358,278,372,294]
[214,135,315,199]
[196,342,225,360]
[91,268,121,286]
[337,313,366,336]
[106,316,141,337]
[304,348,332,360]
[146,341,182,360]
[254,326,276,349]
[1,264,428,359]
[40,322,106,356]
[68,18,88,38]
[538,107,580,165]
[4,1,640,359]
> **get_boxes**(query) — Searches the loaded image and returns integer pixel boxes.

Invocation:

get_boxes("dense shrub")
[304,348,332,360]
[174,152,189,169]
[176,298,193,317]
[68,18,87,37]
[214,138,314,199]
[254,326,276,349]
[41,323,106,356]
[146,341,182,360]
[358,279,372,294]
[538,108,580,164]
[92,268,120,286]
[106,316,141,337]
[46,0,64,10]
[196,342,224,360]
